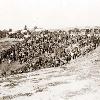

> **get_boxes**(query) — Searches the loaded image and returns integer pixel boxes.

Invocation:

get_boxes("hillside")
[0,45,100,100]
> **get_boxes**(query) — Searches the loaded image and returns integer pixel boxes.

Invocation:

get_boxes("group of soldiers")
[0,28,100,76]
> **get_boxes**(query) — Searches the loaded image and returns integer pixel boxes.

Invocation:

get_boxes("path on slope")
[0,46,100,100]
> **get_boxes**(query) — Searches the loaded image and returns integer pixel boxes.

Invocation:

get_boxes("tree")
[34,26,38,31]
[24,25,27,30]
[9,28,12,32]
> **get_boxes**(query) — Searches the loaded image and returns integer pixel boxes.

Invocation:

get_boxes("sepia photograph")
[0,0,100,100]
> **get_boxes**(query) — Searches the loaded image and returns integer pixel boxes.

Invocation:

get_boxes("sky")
[0,0,100,30]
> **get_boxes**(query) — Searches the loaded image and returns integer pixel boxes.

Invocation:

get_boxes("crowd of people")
[0,28,100,76]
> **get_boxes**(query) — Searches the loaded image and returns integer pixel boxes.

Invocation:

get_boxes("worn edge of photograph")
[0,0,100,100]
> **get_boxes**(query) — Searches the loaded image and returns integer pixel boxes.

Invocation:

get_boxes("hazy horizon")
[0,0,100,30]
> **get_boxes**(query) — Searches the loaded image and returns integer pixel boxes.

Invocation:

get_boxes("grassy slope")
[0,38,24,75]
